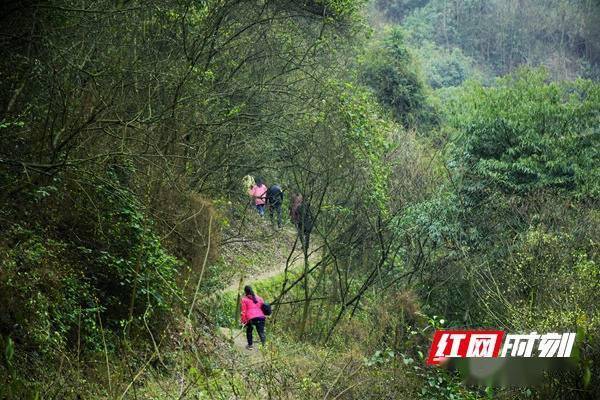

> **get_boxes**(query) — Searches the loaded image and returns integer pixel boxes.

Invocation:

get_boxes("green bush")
[448,68,600,199]
[414,42,475,88]
[359,27,437,128]
[0,173,183,355]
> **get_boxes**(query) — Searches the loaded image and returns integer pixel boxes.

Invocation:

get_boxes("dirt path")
[223,248,305,293]
[219,248,303,354]
[218,326,250,351]
[219,239,318,354]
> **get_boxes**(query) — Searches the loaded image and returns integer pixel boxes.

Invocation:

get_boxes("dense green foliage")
[376,0,600,81]
[1,177,182,351]
[359,27,434,127]
[1,0,598,399]
[398,69,600,397]
[448,69,600,198]
[414,41,475,88]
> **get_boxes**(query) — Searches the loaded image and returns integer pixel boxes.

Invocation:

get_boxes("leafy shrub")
[359,27,437,128]
[448,68,600,199]
[481,226,599,396]
[414,42,475,88]
[0,172,183,356]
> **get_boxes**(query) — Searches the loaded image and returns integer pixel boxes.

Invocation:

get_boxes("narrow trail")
[218,233,318,354]
[223,247,304,293]
[218,326,250,352]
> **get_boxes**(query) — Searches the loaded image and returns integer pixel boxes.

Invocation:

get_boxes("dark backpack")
[261,301,272,316]
[267,185,283,204]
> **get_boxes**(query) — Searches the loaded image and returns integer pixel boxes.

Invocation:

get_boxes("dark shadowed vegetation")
[1,0,598,399]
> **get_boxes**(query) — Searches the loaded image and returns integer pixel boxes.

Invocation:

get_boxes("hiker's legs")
[246,322,254,346]
[255,318,266,345]
[296,223,310,250]
[268,204,275,226]
[303,231,310,252]
[275,203,282,228]
[295,224,304,248]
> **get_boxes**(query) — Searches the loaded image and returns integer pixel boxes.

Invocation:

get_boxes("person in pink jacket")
[240,285,266,349]
[248,178,268,217]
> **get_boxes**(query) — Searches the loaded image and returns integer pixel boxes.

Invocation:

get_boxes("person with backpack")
[240,285,269,349]
[289,193,313,250]
[266,183,284,229]
[248,178,268,216]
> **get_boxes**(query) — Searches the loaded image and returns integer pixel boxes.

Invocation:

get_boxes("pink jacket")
[249,184,267,205]
[241,295,265,324]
